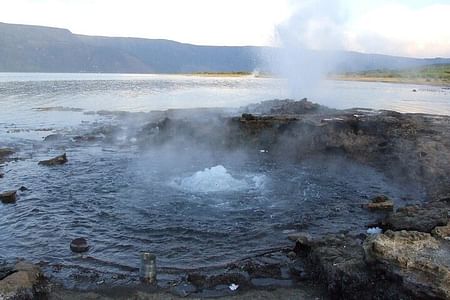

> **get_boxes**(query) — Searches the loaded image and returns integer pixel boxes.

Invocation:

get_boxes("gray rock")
[0,191,16,204]
[70,237,89,253]
[364,230,450,299]
[382,204,448,233]
[38,153,68,166]
[0,261,45,300]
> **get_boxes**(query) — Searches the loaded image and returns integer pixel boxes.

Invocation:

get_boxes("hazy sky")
[1,0,449,58]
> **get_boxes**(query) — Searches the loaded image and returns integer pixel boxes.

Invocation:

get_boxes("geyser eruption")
[264,0,347,98]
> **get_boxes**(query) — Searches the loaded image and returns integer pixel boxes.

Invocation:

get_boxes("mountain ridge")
[1,22,449,73]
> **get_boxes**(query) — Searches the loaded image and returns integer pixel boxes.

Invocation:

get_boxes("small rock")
[432,223,450,240]
[187,273,206,287]
[73,135,98,142]
[38,153,68,166]
[70,238,89,253]
[0,191,17,204]
[18,186,28,192]
[288,232,313,245]
[287,251,297,260]
[367,195,394,211]
[0,173,4,178]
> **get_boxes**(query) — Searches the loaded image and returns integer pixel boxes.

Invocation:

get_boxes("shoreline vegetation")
[332,64,450,86]
[187,64,450,86]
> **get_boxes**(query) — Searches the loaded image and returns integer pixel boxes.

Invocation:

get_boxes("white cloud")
[0,0,449,57]
[345,3,450,57]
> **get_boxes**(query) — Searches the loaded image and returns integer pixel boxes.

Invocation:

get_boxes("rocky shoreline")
[1,99,449,299]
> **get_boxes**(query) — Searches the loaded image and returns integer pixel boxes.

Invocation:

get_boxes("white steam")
[264,0,347,98]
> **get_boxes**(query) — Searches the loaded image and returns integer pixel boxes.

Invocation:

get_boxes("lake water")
[0,73,444,281]
[0,73,449,138]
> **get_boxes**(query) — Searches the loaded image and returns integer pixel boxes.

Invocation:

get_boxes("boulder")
[38,153,68,166]
[364,230,450,299]
[366,195,394,211]
[382,205,448,233]
[0,261,44,300]
[0,191,16,204]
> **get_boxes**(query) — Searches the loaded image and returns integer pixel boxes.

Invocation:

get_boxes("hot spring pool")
[0,142,424,276]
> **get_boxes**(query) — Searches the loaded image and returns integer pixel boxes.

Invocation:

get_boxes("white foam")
[173,165,265,193]
[367,227,382,235]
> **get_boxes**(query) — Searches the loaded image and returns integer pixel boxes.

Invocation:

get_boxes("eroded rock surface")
[366,195,394,211]
[382,204,448,232]
[0,261,46,300]
[432,223,450,240]
[364,230,450,299]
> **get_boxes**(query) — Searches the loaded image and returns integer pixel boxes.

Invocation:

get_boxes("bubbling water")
[172,165,265,193]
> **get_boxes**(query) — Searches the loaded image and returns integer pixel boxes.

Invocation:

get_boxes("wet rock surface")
[0,148,14,163]
[382,204,448,232]
[366,195,394,211]
[0,190,17,204]
[0,261,46,299]
[365,230,450,299]
[290,233,407,299]
[288,195,450,299]
[38,153,68,166]
[70,238,90,253]
[432,223,450,240]
[2,99,450,299]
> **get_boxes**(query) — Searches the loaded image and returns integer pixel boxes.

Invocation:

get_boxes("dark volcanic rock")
[70,238,89,253]
[303,235,376,299]
[245,98,329,115]
[292,233,409,300]
[382,204,448,232]
[0,190,17,204]
[38,153,68,166]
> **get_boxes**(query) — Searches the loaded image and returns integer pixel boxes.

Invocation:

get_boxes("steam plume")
[264,0,347,98]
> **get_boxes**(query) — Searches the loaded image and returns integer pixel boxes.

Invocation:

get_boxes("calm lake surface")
[0,73,445,278]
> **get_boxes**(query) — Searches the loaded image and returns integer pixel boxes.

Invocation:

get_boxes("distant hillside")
[0,22,449,73]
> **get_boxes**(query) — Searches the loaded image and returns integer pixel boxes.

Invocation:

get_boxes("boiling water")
[0,73,436,276]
